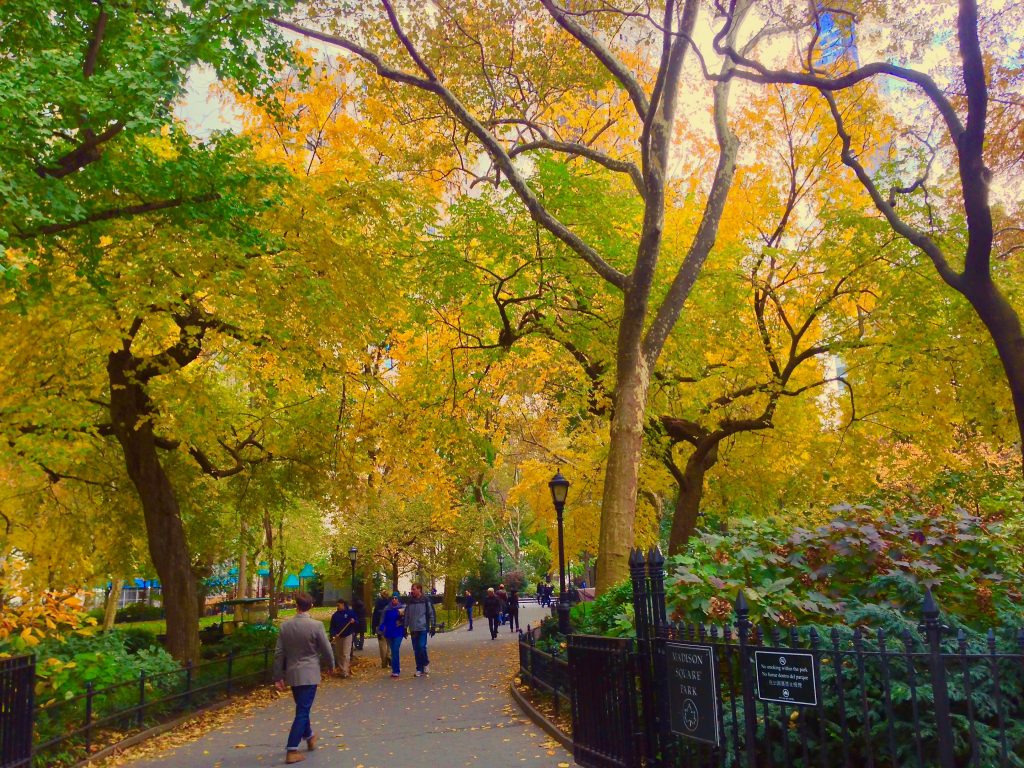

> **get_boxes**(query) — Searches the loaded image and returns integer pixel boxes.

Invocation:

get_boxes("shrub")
[34,632,179,705]
[114,626,161,654]
[666,503,1022,631]
[570,580,634,637]
[115,603,164,623]
[0,560,95,655]
[210,622,279,658]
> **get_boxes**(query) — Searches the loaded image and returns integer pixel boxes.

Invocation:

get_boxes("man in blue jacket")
[404,582,436,676]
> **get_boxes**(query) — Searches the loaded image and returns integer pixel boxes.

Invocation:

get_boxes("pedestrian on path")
[507,589,520,633]
[351,596,366,651]
[371,589,391,669]
[404,582,436,677]
[496,583,508,625]
[378,591,406,678]
[329,598,358,678]
[463,589,475,630]
[272,592,335,765]
[482,587,501,639]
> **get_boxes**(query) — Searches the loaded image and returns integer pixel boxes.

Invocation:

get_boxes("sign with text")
[754,649,819,706]
[665,642,719,745]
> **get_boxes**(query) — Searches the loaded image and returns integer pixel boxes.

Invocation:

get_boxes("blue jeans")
[388,635,403,675]
[466,606,473,628]
[286,685,317,751]
[411,630,429,671]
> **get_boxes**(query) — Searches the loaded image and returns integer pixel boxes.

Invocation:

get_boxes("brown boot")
[307,733,318,751]
[285,751,305,764]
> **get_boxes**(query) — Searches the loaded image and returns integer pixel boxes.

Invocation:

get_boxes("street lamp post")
[548,470,571,635]
[498,550,504,581]
[348,546,358,603]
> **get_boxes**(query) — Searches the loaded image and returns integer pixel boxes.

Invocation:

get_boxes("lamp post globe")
[548,469,572,635]
[348,546,358,602]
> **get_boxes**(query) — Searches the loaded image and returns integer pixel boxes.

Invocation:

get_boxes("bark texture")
[107,350,200,664]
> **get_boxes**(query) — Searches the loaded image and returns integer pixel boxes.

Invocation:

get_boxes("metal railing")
[557,549,1024,768]
[518,626,571,718]
[31,647,273,767]
[1,656,34,768]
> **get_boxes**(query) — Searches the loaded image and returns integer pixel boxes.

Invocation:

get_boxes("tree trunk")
[962,277,1024,468]
[107,350,200,664]
[443,573,457,612]
[235,546,247,621]
[102,579,123,631]
[263,508,278,620]
[391,560,399,591]
[596,348,650,593]
[668,445,720,556]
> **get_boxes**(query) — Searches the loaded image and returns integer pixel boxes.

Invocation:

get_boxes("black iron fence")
[527,548,1024,768]
[3,648,272,767]
[519,626,571,718]
[1,656,34,768]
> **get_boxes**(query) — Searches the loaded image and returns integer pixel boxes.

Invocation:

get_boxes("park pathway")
[127,604,570,768]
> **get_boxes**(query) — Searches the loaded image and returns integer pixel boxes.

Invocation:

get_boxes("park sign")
[664,642,720,745]
[753,648,819,706]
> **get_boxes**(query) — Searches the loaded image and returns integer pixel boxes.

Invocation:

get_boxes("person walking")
[404,582,436,677]
[351,596,366,651]
[482,587,501,639]
[463,589,476,631]
[378,591,406,678]
[272,592,335,765]
[329,598,358,678]
[496,584,508,625]
[371,589,392,670]
[507,589,520,633]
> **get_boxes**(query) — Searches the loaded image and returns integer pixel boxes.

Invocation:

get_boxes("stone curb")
[508,681,573,752]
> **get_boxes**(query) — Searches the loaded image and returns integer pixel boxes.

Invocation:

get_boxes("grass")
[114,606,335,636]
[116,605,461,637]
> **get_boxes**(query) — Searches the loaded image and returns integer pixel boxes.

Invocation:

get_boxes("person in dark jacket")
[378,592,406,677]
[371,590,392,669]
[507,589,520,633]
[463,590,476,631]
[329,599,358,677]
[482,587,501,639]
[351,597,365,651]
[496,584,508,625]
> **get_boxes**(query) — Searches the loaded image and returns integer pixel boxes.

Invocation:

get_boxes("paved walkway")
[129,605,570,767]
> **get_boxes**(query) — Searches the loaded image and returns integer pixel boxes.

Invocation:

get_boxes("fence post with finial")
[735,590,757,768]
[629,548,651,645]
[647,547,667,632]
[921,588,955,768]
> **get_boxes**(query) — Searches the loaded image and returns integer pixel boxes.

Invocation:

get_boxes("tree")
[716,0,1024,467]
[273,0,761,590]
[0,0,292,261]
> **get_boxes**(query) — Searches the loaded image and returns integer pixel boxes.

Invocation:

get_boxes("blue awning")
[299,563,315,579]
[283,574,300,589]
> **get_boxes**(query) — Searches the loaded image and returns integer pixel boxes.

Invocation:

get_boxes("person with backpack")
[404,582,437,677]
[482,587,501,639]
